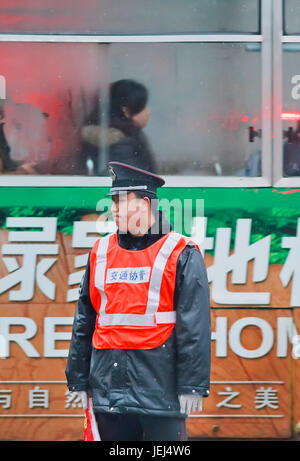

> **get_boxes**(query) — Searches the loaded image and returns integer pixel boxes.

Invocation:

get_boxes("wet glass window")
[0,0,260,35]
[0,42,106,176]
[0,42,262,177]
[281,44,300,176]
[107,42,262,177]
[284,0,300,35]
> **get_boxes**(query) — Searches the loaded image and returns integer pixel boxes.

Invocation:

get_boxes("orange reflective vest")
[89,231,190,350]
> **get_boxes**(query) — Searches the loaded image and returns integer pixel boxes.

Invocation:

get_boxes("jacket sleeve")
[174,243,211,397]
[65,252,97,392]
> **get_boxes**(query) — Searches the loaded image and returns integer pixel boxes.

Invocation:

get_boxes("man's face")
[111,192,149,234]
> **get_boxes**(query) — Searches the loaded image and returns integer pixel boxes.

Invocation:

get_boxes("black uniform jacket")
[65,213,211,418]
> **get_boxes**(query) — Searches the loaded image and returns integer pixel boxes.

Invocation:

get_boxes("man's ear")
[142,196,151,210]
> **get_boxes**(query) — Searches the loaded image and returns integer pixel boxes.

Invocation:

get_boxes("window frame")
[0,0,272,188]
[273,0,300,187]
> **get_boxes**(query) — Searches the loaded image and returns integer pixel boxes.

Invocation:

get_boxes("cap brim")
[105,189,128,197]
[105,188,158,197]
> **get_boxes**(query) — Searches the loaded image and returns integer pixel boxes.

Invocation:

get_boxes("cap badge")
[108,165,117,181]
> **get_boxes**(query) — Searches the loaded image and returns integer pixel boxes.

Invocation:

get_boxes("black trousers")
[95,412,187,441]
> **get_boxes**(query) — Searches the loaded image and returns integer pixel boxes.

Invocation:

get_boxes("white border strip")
[0,414,84,418]
[282,36,300,42]
[274,177,300,187]
[189,414,284,418]
[0,175,272,188]
[0,381,66,384]
[0,380,285,384]
[0,34,263,43]
[211,381,285,384]
[0,414,284,419]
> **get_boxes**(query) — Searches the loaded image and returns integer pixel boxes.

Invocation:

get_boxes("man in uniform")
[66,161,211,441]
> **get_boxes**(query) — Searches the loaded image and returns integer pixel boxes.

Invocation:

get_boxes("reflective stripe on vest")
[94,232,182,327]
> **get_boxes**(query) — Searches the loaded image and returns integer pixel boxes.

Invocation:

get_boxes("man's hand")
[72,391,88,409]
[179,394,202,414]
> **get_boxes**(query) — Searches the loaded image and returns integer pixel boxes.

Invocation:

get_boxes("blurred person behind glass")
[82,79,158,174]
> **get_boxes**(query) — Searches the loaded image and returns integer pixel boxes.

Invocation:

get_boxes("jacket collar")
[117,210,172,251]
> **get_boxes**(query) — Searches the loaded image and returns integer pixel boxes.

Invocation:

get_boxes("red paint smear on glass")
[273,189,300,194]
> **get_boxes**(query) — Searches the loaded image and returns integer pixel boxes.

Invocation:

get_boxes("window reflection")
[282,45,300,176]
[0,42,105,175]
[109,43,262,176]
[0,42,262,177]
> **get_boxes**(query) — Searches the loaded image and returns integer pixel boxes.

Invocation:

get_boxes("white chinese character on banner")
[67,220,116,302]
[0,217,58,301]
[292,335,300,359]
[216,386,242,409]
[255,387,279,410]
[280,217,300,306]
[190,217,214,257]
[206,219,271,305]
[67,253,89,302]
[65,390,84,408]
[29,386,49,409]
[0,390,12,409]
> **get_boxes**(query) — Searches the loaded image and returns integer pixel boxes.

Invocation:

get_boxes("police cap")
[106,161,165,197]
